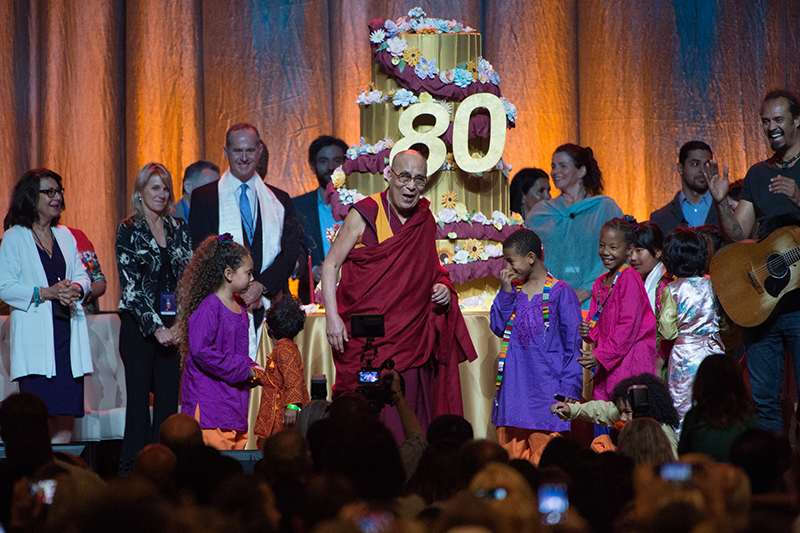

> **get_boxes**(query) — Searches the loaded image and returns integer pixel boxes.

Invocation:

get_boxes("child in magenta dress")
[579,217,657,406]
[491,229,583,464]
[176,234,262,450]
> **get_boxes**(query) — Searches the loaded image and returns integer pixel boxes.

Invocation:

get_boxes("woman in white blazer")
[0,169,92,443]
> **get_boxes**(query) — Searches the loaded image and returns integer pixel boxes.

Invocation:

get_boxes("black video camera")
[627,385,649,418]
[351,314,401,412]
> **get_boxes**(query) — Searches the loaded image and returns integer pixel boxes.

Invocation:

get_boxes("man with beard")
[708,90,800,434]
[650,141,718,234]
[292,136,348,303]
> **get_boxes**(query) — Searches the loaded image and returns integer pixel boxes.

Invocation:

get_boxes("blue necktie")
[239,184,254,244]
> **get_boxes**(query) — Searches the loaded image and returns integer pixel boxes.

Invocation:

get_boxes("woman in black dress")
[0,169,92,443]
[116,162,192,475]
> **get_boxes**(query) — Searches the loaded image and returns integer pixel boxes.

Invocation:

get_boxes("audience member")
[159,413,204,454]
[173,160,220,221]
[509,167,551,221]
[133,443,177,498]
[617,417,677,465]
[426,414,474,445]
[296,399,329,437]
[456,440,509,490]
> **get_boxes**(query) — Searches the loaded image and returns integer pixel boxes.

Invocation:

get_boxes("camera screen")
[539,483,568,525]
[358,371,379,383]
[660,462,692,483]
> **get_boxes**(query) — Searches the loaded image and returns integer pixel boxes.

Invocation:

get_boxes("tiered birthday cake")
[328,8,522,308]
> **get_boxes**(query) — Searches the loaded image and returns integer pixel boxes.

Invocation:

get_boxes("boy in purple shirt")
[491,229,583,464]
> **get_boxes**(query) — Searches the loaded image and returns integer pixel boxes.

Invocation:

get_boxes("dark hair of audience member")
[327,392,378,423]
[266,295,306,340]
[633,220,664,257]
[554,143,605,196]
[79,477,170,533]
[258,428,310,484]
[426,414,474,445]
[306,417,335,475]
[134,444,177,499]
[663,227,707,278]
[691,354,753,429]
[764,89,800,118]
[327,418,405,503]
[430,491,504,533]
[298,474,357,533]
[509,167,549,215]
[0,393,53,477]
[455,439,509,490]
[678,140,713,165]
[175,445,243,506]
[404,439,462,505]
[210,474,279,533]
[508,458,541,493]
[730,429,788,495]
[611,372,680,429]
[617,417,676,466]
[538,436,583,471]
[503,228,543,260]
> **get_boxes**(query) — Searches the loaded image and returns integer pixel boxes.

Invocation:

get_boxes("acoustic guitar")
[710,226,800,327]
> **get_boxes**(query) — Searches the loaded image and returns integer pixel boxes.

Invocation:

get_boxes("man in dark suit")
[189,123,302,328]
[650,141,718,234]
[292,135,347,303]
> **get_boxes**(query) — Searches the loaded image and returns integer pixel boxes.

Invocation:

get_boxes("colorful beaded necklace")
[495,272,556,390]
[588,263,629,328]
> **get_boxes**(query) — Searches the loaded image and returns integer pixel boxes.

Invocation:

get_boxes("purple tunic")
[491,281,583,431]
[181,294,255,431]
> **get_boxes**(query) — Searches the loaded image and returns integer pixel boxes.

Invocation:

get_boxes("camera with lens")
[351,314,401,412]
[628,385,649,418]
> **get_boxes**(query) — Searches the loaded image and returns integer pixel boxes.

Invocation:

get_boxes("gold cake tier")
[371,33,482,94]
[346,168,509,217]
[360,101,492,150]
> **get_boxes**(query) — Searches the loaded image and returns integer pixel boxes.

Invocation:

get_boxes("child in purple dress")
[176,233,262,450]
[491,229,583,464]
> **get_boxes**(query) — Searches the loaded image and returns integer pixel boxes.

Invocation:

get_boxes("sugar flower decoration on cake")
[437,208,457,224]
[453,68,473,88]
[464,239,484,259]
[466,61,479,81]
[441,190,458,209]
[402,47,422,66]
[393,88,419,108]
[438,248,454,266]
[384,20,400,37]
[445,152,457,170]
[439,101,453,116]
[439,69,455,85]
[418,91,433,103]
[454,203,470,222]
[510,212,524,224]
[408,7,426,18]
[355,89,386,106]
[471,212,488,224]
[500,97,517,123]
[453,250,470,264]
[370,29,387,43]
[484,244,503,258]
[415,58,439,80]
[346,146,359,160]
[386,36,408,57]
[331,167,347,189]
[447,232,457,239]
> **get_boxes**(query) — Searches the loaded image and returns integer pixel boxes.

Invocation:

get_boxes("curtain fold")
[1,0,799,309]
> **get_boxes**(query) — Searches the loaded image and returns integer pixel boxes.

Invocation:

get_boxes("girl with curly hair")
[176,233,263,450]
[578,217,657,415]
[553,372,680,455]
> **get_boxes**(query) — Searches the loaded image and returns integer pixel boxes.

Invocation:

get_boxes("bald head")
[391,149,426,173]
[134,443,176,493]
[159,413,203,453]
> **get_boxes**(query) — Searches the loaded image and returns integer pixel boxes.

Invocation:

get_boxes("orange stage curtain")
[0,0,799,310]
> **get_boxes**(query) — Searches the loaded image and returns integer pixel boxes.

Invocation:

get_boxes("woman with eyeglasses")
[0,169,93,443]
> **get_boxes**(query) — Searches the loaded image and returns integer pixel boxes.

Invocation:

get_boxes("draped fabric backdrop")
[1,0,799,310]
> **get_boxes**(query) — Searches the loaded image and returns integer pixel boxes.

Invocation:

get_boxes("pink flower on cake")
[472,212,489,224]
[414,57,439,80]
[484,244,503,258]
[437,208,457,224]
[370,29,387,43]
[397,19,411,32]
[386,36,408,57]
[439,69,455,84]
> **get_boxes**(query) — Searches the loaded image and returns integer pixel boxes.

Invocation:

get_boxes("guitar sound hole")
[767,253,788,278]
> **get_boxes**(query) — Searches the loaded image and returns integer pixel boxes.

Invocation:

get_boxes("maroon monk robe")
[333,192,478,416]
